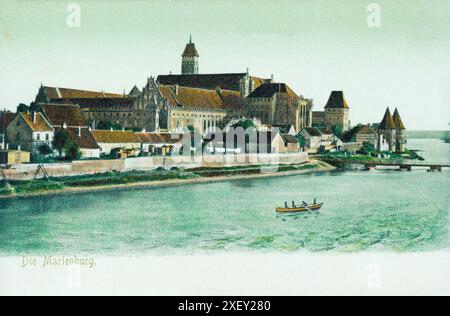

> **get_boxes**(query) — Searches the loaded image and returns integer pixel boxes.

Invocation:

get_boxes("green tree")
[97,120,123,130]
[331,124,344,137]
[17,103,30,113]
[52,130,71,157]
[38,144,53,156]
[232,119,256,130]
[65,142,81,160]
[296,134,306,149]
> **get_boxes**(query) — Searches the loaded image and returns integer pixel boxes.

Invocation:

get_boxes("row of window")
[35,133,51,141]
[172,112,223,119]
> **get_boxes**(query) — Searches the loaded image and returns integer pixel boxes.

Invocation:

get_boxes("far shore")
[0,160,335,200]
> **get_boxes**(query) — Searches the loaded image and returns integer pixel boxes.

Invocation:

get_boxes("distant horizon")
[1,0,449,130]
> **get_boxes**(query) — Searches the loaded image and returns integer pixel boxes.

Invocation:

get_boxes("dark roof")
[393,108,405,130]
[247,83,298,98]
[324,91,349,109]
[271,125,293,133]
[55,127,99,150]
[157,73,247,91]
[182,43,199,58]
[128,86,141,97]
[0,112,15,131]
[43,86,125,100]
[379,108,396,130]
[59,98,135,109]
[219,89,245,111]
[302,127,322,137]
[281,134,298,144]
[41,104,87,127]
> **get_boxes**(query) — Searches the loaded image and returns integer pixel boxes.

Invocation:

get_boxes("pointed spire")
[378,107,396,130]
[393,108,405,130]
[324,91,349,109]
[189,34,192,44]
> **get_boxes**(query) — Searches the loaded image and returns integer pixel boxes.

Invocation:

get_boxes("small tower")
[324,91,350,132]
[377,107,397,152]
[393,108,406,152]
[181,35,199,75]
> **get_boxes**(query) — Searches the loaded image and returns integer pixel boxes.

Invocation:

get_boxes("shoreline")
[0,161,335,200]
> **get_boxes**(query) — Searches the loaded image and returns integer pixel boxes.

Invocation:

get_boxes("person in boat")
[313,198,317,205]
[285,202,288,208]
[292,201,296,208]
[302,201,307,207]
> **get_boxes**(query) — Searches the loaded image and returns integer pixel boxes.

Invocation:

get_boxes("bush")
[65,143,81,161]
[38,144,53,156]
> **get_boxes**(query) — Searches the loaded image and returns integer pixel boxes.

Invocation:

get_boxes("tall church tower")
[181,35,199,75]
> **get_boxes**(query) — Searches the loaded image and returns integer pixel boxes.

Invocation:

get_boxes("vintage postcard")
[0,0,448,298]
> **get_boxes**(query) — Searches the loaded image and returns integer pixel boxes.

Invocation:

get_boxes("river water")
[0,139,448,255]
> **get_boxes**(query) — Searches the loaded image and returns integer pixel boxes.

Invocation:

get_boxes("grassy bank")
[0,162,325,197]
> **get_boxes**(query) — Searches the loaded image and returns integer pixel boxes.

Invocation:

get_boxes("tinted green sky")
[0,0,449,129]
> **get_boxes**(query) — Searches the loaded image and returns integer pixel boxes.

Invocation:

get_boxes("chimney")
[174,84,179,95]
[6,143,9,150]
[63,122,67,129]
[33,111,37,123]
[142,128,146,133]
[78,127,82,137]
[271,74,274,83]
[18,145,21,152]
[122,127,125,132]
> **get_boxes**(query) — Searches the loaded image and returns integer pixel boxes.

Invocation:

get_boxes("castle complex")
[4,36,408,159]
[35,36,313,134]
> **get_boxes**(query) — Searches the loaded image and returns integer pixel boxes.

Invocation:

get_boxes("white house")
[6,112,54,154]
[91,130,142,155]
[298,127,322,152]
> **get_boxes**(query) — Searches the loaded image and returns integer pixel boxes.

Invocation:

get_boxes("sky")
[0,0,449,130]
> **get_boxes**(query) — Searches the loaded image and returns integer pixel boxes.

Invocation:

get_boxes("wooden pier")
[314,155,449,172]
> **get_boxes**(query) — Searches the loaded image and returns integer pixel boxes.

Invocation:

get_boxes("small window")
[37,134,41,141]
[46,134,49,141]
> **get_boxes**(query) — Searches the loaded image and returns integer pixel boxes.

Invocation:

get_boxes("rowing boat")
[276,203,323,213]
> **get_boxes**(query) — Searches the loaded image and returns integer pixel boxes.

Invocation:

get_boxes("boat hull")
[276,203,323,213]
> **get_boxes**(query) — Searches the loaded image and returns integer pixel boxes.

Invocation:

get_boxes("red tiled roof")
[41,104,87,127]
[160,85,226,110]
[136,133,182,144]
[356,125,377,135]
[43,86,125,100]
[219,89,245,111]
[55,127,99,150]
